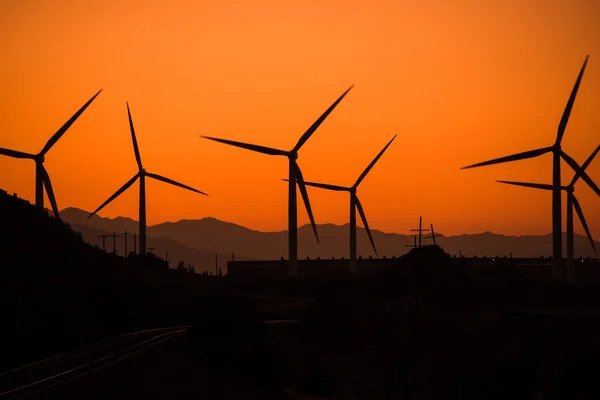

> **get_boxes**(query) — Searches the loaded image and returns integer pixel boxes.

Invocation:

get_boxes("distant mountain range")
[60,208,600,272]
[66,222,248,274]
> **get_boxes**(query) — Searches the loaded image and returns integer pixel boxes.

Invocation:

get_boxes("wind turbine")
[497,144,600,282]
[461,55,600,280]
[0,89,103,218]
[284,134,397,273]
[201,86,354,276]
[88,103,208,256]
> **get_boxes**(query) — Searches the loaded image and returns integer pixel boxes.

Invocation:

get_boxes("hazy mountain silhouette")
[61,207,139,233]
[61,208,600,260]
[68,223,252,273]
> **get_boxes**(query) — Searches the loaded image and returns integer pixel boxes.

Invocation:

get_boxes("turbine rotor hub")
[291,152,298,160]
[36,154,45,163]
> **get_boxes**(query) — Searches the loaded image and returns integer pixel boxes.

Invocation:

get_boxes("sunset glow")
[1,0,599,236]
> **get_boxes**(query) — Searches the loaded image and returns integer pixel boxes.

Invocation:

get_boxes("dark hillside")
[0,189,223,371]
[0,189,290,398]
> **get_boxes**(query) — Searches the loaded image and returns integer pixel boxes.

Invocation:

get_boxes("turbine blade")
[281,178,348,191]
[126,103,143,170]
[292,85,354,153]
[571,194,597,254]
[496,180,555,191]
[146,172,209,196]
[354,134,397,187]
[569,144,600,187]
[294,164,319,244]
[355,195,377,255]
[561,150,600,197]
[40,165,59,218]
[87,173,139,219]
[556,55,589,146]
[461,147,553,170]
[0,148,36,159]
[40,89,103,156]
[200,136,288,157]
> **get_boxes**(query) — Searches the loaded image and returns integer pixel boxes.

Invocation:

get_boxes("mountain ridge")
[60,207,600,260]
[67,223,254,273]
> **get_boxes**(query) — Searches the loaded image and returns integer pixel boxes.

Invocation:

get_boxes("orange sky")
[1,0,599,237]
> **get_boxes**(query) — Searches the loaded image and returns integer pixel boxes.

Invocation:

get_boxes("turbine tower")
[461,56,599,280]
[284,134,396,273]
[0,89,103,218]
[497,144,599,283]
[87,103,208,256]
[201,86,354,276]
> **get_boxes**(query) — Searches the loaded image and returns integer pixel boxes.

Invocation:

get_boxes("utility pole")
[410,216,430,248]
[98,234,110,251]
[405,236,417,250]
[215,253,218,276]
[112,232,120,254]
[132,232,137,255]
[148,247,155,255]
[122,230,131,255]
[424,224,444,246]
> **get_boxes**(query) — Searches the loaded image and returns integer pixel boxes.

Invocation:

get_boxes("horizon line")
[57,205,595,240]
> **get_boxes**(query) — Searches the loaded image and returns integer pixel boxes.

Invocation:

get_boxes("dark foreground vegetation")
[3,188,600,399]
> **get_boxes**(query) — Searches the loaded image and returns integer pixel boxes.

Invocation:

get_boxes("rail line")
[0,326,189,399]
[0,319,301,399]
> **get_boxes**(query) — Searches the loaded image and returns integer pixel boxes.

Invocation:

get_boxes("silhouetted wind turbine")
[201,86,354,276]
[284,134,396,273]
[461,55,600,280]
[497,144,600,282]
[0,89,103,218]
[88,103,208,256]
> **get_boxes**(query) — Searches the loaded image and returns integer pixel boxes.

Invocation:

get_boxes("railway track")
[0,326,190,399]
[0,319,301,400]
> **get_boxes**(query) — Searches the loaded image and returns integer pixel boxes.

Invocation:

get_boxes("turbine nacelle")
[460,56,593,273]
[496,144,599,257]
[285,133,397,259]
[87,104,208,232]
[200,86,356,257]
[0,89,103,220]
